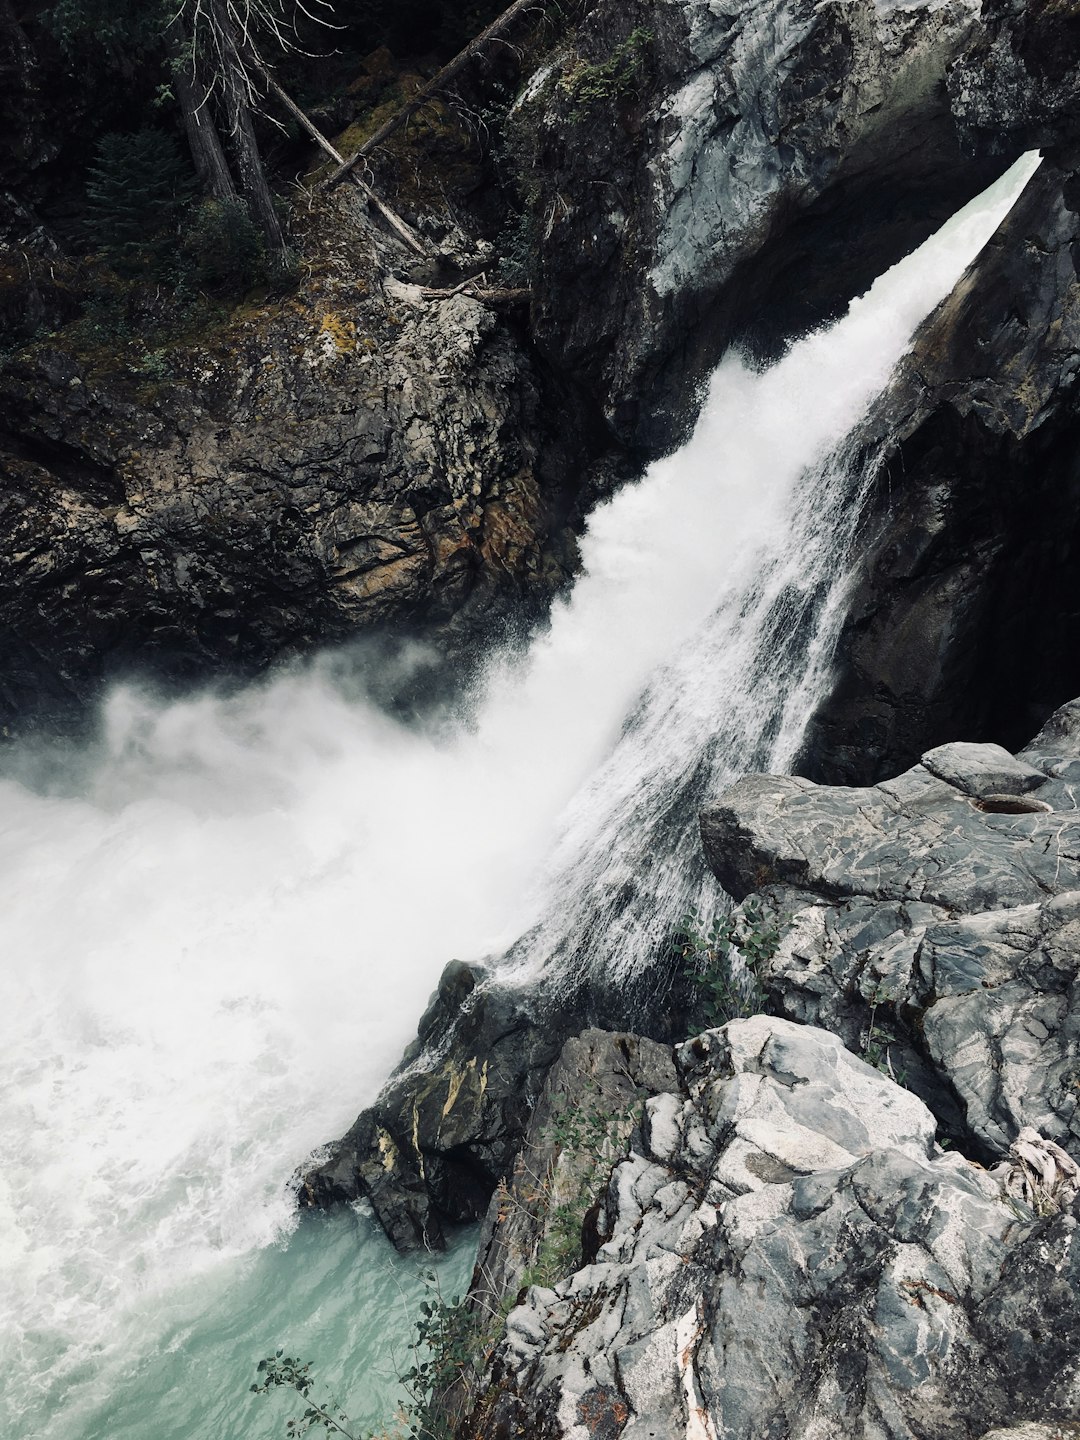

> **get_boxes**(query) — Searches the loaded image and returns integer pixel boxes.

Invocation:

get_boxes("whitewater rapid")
[0,153,1039,1439]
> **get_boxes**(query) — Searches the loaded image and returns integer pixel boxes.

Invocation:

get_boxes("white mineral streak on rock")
[677,1303,719,1440]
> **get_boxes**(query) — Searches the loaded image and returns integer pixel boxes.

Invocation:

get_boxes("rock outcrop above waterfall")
[947,0,1080,154]
[0,208,605,730]
[514,0,1007,450]
[6,0,1071,729]
[448,1017,1080,1440]
[800,155,1080,784]
[702,705,1080,1163]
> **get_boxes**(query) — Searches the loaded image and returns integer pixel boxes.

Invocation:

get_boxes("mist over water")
[0,153,1038,1439]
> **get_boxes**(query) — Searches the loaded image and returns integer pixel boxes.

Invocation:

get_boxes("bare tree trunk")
[222,68,286,258]
[320,0,545,191]
[168,17,238,204]
[210,0,287,261]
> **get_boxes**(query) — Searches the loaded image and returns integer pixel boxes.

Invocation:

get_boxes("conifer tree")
[44,0,320,262]
[85,129,195,263]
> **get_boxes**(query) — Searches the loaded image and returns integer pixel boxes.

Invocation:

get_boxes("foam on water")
[0,153,1039,1438]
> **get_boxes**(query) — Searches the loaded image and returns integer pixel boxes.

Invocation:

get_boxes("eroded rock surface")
[453,1017,1080,1440]
[467,1029,679,1319]
[299,961,689,1250]
[0,206,601,730]
[702,706,1080,1161]
[514,0,1005,449]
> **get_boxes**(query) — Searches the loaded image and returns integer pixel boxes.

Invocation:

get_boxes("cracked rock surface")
[0,233,593,730]
[453,1017,1080,1440]
[701,703,1080,1162]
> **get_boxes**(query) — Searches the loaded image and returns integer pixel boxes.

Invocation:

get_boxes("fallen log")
[419,283,532,305]
[319,0,546,193]
[259,65,428,256]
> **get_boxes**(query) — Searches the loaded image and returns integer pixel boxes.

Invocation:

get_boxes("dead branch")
[257,64,428,256]
[419,283,532,305]
[319,0,546,192]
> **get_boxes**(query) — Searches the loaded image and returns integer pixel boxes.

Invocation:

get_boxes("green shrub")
[403,1285,480,1440]
[560,28,653,120]
[674,898,777,1032]
[181,198,271,293]
[249,1353,360,1439]
[860,983,908,1086]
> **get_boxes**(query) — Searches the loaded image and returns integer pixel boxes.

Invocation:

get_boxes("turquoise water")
[54,1209,475,1440]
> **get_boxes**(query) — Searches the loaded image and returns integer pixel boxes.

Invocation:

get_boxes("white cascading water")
[0,154,1038,1440]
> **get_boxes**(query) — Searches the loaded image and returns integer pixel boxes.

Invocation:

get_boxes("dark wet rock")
[3,0,1077,732]
[948,0,1080,156]
[299,962,564,1250]
[299,961,690,1251]
[801,159,1080,784]
[0,214,609,732]
[511,0,1008,451]
[452,1016,1080,1440]
[701,704,1080,1163]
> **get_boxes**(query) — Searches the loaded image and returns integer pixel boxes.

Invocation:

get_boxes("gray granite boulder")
[700,703,1080,1162]
[453,1016,1080,1439]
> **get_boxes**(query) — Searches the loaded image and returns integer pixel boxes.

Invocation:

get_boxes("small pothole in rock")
[970,794,1053,815]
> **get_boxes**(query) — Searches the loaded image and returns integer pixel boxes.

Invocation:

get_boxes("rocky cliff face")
[1,0,1056,733]
[702,704,1080,1164]
[298,951,694,1250]
[405,709,1080,1437]
[796,0,1080,784]
[800,158,1080,784]
[449,1019,1080,1440]
[0,201,600,729]
[512,0,1008,450]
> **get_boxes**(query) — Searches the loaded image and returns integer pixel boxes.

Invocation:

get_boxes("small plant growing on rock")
[559,28,653,120]
[402,1279,488,1440]
[675,898,777,1032]
[860,983,907,1087]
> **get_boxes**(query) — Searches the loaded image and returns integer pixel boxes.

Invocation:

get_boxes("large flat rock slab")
[700,700,1080,1162]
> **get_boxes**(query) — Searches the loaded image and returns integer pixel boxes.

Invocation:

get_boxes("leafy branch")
[674,898,778,1032]
[250,1352,362,1440]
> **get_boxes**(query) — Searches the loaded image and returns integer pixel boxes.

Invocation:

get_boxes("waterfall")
[495,151,1043,993]
[0,153,1038,1440]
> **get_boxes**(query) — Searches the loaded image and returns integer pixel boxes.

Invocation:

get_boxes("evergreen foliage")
[85,129,196,265]
[43,0,173,65]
